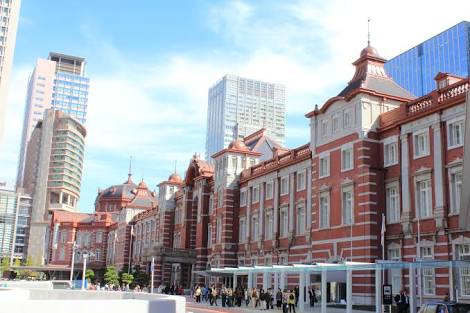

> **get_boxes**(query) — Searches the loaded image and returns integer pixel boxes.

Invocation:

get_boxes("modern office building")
[385,21,470,97]
[0,0,21,145]
[24,109,86,265]
[205,74,285,160]
[16,52,89,187]
[0,185,32,264]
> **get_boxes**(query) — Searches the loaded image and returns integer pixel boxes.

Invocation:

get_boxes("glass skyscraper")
[385,21,470,97]
[16,52,89,188]
[205,74,286,160]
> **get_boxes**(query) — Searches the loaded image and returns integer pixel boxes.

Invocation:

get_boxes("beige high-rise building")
[16,53,89,188]
[0,0,21,145]
[24,109,86,264]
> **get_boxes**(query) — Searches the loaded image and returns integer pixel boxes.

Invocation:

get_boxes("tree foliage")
[104,266,119,285]
[85,269,95,282]
[132,265,149,288]
[0,258,9,275]
[121,272,134,285]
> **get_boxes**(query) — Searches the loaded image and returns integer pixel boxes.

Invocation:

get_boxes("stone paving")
[186,299,373,313]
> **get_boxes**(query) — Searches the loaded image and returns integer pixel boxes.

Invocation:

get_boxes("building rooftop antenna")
[128,156,133,179]
[367,17,371,46]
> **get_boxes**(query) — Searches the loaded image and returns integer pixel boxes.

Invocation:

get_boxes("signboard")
[383,284,393,305]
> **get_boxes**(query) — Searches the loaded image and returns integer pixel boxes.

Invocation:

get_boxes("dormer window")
[321,120,328,137]
[332,113,340,133]
[438,78,448,89]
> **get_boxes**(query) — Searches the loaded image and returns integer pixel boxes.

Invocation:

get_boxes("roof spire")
[128,156,133,181]
[174,160,177,174]
[367,17,371,46]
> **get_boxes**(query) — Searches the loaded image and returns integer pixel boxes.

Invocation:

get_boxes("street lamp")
[80,251,95,290]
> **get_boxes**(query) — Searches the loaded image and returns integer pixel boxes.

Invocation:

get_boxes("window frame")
[341,185,354,225]
[319,154,330,178]
[449,166,463,214]
[280,176,289,195]
[386,182,400,224]
[252,185,260,204]
[413,129,430,159]
[319,192,330,229]
[279,207,288,238]
[296,170,306,191]
[240,188,247,206]
[447,117,464,149]
[341,145,354,172]
[265,181,274,200]
[415,175,432,218]
[384,140,398,167]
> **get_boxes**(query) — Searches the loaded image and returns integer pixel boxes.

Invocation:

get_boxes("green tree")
[121,272,134,286]
[0,258,9,275]
[132,265,149,287]
[104,266,119,285]
[85,269,95,283]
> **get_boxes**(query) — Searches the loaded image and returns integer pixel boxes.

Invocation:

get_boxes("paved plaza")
[186,300,373,313]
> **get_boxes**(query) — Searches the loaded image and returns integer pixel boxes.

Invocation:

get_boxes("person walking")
[282,289,289,313]
[309,286,316,307]
[276,289,283,309]
[221,285,227,307]
[194,285,202,303]
[288,290,296,313]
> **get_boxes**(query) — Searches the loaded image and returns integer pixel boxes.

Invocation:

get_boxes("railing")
[406,80,469,116]
[242,144,310,180]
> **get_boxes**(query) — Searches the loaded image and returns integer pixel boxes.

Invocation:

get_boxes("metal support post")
[347,269,353,313]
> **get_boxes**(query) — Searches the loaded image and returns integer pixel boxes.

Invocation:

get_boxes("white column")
[346,269,353,313]
[59,192,64,204]
[299,271,306,311]
[247,188,251,242]
[432,123,444,209]
[274,178,279,236]
[409,264,417,313]
[449,263,454,301]
[274,272,279,291]
[375,267,382,313]
[321,271,327,313]
[306,168,312,229]
[261,272,266,290]
[305,272,311,302]
[248,272,253,288]
[280,271,286,290]
[233,274,237,289]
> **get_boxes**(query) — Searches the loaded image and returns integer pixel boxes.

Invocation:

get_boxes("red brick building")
[46,44,470,303]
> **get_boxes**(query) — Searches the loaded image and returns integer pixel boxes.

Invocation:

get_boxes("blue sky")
[1,0,469,213]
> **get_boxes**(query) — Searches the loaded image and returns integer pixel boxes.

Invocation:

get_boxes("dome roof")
[168,172,183,183]
[228,139,249,151]
[360,44,380,58]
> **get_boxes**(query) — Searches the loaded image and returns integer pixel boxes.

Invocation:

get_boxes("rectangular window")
[343,109,352,128]
[96,231,102,243]
[420,246,435,295]
[448,119,464,148]
[341,147,354,171]
[413,130,429,158]
[217,187,223,208]
[207,225,212,248]
[319,192,330,228]
[240,189,247,206]
[457,244,470,296]
[266,181,274,200]
[321,120,328,137]
[388,248,402,294]
[384,142,398,166]
[342,187,353,225]
[296,170,306,191]
[280,208,288,237]
[208,196,214,215]
[319,155,330,178]
[296,206,305,235]
[251,216,259,240]
[416,178,432,218]
[216,217,222,243]
[252,185,260,203]
[265,213,274,239]
[449,169,463,214]
[332,113,340,133]
[386,183,400,223]
[280,176,289,195]
[239,219,246,243]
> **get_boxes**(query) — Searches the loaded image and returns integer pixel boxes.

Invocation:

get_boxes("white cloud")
[1,0,468,210]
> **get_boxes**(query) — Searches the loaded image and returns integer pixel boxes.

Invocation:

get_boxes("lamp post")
[81,252,88,290]
[81,251,95,290]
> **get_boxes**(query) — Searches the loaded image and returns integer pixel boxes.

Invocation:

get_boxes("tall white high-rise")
[205,74,285,160]
[0,0,21,145]
[16,52,89,188]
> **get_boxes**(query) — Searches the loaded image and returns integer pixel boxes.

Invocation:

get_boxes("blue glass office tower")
[385,21,470,97]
